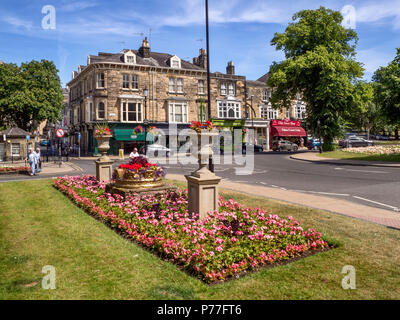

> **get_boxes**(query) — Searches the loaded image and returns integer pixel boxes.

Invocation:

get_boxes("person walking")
[26,148,37,176]
[35,147,42,173]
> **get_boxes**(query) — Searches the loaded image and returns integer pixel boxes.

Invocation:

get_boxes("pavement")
[290,151,400,167]
[167,173,400,230]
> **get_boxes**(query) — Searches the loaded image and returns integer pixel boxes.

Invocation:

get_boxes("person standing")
[35,147,42,173]
[26,148,37,176]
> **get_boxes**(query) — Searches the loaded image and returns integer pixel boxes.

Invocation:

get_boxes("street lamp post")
[317,119,322,153]
[205,0,214,172]
[143,88,149,155]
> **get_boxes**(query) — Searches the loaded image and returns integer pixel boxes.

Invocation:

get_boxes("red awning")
[271,126,307,137]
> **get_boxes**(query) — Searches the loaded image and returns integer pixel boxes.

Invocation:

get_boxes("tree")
[373,48,400,139]
[267,6,364,151]
[0,60,64,131]
[348,81,384,140]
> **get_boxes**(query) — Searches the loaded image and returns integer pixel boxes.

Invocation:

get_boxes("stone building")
[0,127,32,162]
[66,38,247,155]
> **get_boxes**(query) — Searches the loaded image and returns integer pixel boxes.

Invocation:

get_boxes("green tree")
[0,60,64,131]
[267,6,364,151]
[348,81,384,140]
[373,48,400,139]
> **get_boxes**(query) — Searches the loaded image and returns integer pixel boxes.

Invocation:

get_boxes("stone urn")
[190,131,219,178]
[95,135,112,161]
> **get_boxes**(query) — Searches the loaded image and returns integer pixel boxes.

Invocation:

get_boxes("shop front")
[269,119,307,149]
[244,119,269,150]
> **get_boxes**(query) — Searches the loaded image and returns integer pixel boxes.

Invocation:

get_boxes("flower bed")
[343,145,400,155]
[54,175,330,283]
[114,156,165,181]
[0,166,30,174]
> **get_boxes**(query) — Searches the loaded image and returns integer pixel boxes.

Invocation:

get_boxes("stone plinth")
[185,169,221,220]
[95,158,114,182]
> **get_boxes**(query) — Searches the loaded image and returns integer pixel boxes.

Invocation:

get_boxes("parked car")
[39,139,50,146]
[339,136,374,148]
[272,140,299,152]
[371,134,390,141]
[142,144,173,157]
[242,143,263,154]
[307,138,323,150]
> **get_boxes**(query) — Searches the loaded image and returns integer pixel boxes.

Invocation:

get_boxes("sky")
[0,0,399,87]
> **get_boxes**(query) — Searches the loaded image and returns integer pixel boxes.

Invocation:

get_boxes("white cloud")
[59,1,98,12]
[1,15,33,30]
[356,48,395,73]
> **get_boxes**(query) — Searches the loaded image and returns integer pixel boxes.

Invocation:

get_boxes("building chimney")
[139,37,150,58]
[226,61,235,75]
[198,48,207,69]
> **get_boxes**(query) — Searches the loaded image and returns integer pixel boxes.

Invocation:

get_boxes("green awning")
[113,129,152,142]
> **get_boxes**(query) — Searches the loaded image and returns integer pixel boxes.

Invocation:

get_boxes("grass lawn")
[318,150,400,162]
[374,140,400,145]
[1,179,399,299]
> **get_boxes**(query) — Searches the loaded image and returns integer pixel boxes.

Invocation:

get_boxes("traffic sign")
[56,128,65,138]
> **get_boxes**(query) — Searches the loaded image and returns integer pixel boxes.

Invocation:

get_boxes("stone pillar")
[185,131,221,219]
[95,135,114,182]
[95,158,114,182]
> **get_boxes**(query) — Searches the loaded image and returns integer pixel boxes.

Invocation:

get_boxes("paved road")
[2,151,400,213]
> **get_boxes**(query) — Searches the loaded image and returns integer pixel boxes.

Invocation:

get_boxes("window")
[121,102,142,122]
[70,109,74,124]
[98,102,105,119]
[11,143,20,156]
[262,89,271,102]
[260,105,278,120]
[228,82,235,96]
[131,74,139,89]
[218,101,241,119]
[295,103,306,119]
[177,78,184,93]
[89,102,93,121]
[168,78,184,93]
[172,60,180,68]
[220,83,226,95]
[168,78,175,92]
[122,74,130,89]
[169,102,188,123]
[126,55,135,64]
[198,80,205,94]
[286,109,290,119]
[97,73,105,88]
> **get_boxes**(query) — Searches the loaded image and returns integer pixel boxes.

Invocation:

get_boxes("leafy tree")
[267,6,364,151]
[0,60,64,131]
[373,48,400,139]
[347,81,384,140]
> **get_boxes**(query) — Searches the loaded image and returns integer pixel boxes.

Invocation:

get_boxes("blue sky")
[1,0,399,87]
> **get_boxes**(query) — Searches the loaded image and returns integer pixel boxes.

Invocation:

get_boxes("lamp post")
[205,0,214,172]
[317,119,322,153]
[143,87,149,155]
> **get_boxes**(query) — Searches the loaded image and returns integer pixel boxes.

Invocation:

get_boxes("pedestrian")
[129,147,139,160]
[35,147,42,173]
[26,148,37,176]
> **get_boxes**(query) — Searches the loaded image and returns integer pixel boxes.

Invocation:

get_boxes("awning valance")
[271,126,306,137]
[113,129,152,141]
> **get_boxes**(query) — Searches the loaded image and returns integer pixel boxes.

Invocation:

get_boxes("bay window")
[218,100,241,119]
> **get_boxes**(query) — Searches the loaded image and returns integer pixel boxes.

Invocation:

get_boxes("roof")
[246,80,268,87]
[257,72,270,83]
[0,127,31,137]
[88,50,204,71]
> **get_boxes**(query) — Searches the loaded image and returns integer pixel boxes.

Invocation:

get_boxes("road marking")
[270,185,280,188]
[353,196,400,212]
[334,167,388,174]
[307,191,350,197]
[259,182,267,185]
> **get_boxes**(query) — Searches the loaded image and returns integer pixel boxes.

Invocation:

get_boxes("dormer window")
[124,51,136,64]
[170,55,181,68]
